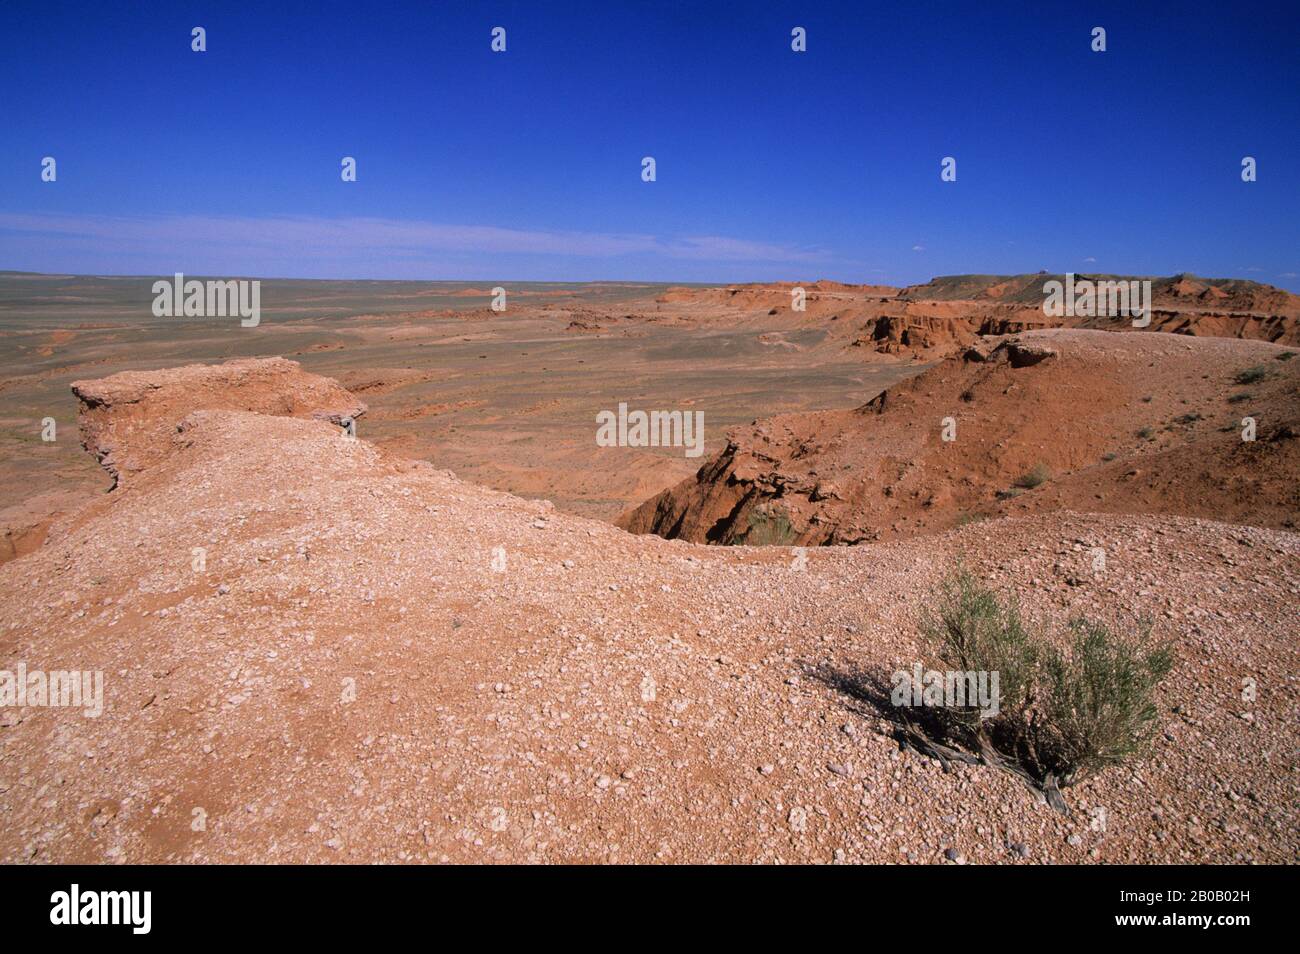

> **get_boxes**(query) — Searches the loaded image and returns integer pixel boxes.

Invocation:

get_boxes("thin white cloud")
[670,235,823,262]
[0,212,824,265]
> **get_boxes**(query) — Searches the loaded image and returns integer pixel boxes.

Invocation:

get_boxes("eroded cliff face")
[620,330,1300,545]
[71,357,366,488]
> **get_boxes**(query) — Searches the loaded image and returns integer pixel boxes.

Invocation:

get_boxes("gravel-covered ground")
[1,361,1294,862]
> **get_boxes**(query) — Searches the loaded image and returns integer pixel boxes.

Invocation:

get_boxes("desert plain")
[0,270,1296,863]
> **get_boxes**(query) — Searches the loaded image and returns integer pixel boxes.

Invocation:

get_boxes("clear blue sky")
[2,0,1297,287]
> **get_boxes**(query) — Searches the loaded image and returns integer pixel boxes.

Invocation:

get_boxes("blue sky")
[2,0,1298,287]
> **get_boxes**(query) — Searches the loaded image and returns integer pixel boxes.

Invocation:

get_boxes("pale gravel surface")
[0,379,1296,864]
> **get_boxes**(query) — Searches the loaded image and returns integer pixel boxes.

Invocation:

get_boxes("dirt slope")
[71,357,366,488]
[0,357,1295,863]
[620,330,1300,544]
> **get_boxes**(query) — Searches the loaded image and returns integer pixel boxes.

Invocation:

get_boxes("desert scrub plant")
[1136,426,1155,440]
[1227,392,1252,404]
[920,569,1038,726]
[737,505,797,546]
[1234,365,1268,385]
[898,568,1173,812]
[1276,350,1296,361]
[1013,463,1050,489]
[1040,618,1173,782]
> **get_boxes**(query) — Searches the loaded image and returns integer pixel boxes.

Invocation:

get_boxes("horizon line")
[1,268,1295,290]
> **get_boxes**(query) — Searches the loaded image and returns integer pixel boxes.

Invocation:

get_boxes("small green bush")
[737,506,797,546]
[908,569,1174,805]
[1013,463,1050,489]
[1234,365,1268,385]
[1042,618,1174,779]
[1227,392,1252,404]
[921,570,1038,724]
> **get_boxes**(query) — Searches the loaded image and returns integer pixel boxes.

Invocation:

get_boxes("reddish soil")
[621,331,1300,544]
[0,356,1294,863]
[1,274,1296,865]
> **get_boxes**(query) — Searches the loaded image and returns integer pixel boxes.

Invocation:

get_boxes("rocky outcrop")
[851,314,980,355]
[71,357,366,488]
[620,330,1300,544]
[901,272,1300,317]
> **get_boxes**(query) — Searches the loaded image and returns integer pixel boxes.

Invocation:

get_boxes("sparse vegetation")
[1013,463,1050,489]
[1137,426,1155,440]
[1101,452,1118,462]
[1227,392,1252,404]
[1172,412,1203,425]
[922,570,1038,726]
[1276,351,1296,361]
[996,487,1024,500]
[1041,617,1174,778]
[902,569,1174,810]
[959,388,975,403]
[1234,365,1269,385]
[737,506,797,546]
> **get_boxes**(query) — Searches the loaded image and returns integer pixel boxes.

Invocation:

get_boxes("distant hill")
[901,273,1300,315]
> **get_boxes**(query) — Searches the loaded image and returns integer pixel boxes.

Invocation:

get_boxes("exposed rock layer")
[620,330,1300,544]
